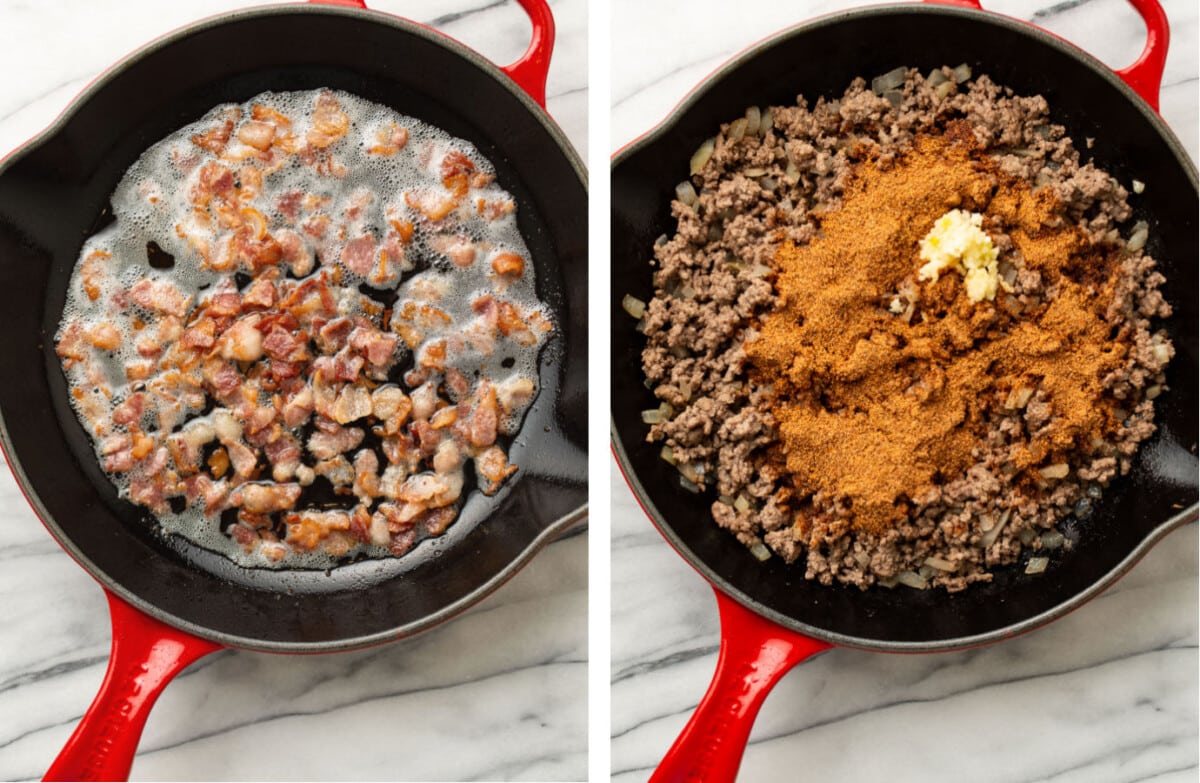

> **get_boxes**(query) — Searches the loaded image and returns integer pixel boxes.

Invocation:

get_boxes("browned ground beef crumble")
[639,67,1172,591]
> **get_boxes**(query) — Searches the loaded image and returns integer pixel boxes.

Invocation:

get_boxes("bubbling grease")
[57,90,551,568]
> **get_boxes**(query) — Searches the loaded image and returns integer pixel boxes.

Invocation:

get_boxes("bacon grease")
[56,90,552,568]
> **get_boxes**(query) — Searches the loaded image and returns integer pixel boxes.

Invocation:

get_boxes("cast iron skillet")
[0,0,586,778]
[611,0,1197,779]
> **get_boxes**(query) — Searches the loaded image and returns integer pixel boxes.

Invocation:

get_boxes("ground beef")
[638,66,1172,592]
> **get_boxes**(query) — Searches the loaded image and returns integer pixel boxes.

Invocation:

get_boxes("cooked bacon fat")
[56,89,553,567]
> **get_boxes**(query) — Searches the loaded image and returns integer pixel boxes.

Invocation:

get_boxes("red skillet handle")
[308,0,555,109]
[43,591,223,782]
[923,0,1169,111]
[649,589,832,783]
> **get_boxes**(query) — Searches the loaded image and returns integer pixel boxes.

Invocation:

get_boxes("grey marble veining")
[0,1,587,780]
[610,0,1198,780]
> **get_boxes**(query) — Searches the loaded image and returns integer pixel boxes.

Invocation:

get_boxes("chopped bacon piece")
[193,161,235,206]
[276,229,313,277]
[242,277,278,309]
[281,387,314,428]
[444,368,471,402]
[468,384,499,449]
[81,250,112,302]
[340,234,377,276]
[263,325,302,362]
[477,197,515,220]
[440,151,475,199]
[130,477,168,513]
[142,447,169,477]
[130,279,190,318]
[411,419,441,457]
[276,191,304,221]
[284,510,351,550]
[307,92,350,148]
[87,323,122,351]
[237,121,276,151]
[491,252,525,279]
[202,358,242,396]
[331,385,373,424]
[192,120,235,155]
[308,426,364,460]
[477,446,517,495]
[218,315,264,362]
[349,326,398,366]
[367,123,409,156]
[233,482,301,514]
[226,440,258,478]
[207,290,242,317]
[333,350,364,382]
[181,318,217,349]
[419,506,457,536]
[317,317,353,353]
[251,104,292,128]
[112,393,145,426]
[104,449,135,473]
[404,191,456,222]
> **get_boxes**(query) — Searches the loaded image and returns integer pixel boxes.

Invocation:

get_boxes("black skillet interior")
[0,6,587,650]
[611,5,1198,649]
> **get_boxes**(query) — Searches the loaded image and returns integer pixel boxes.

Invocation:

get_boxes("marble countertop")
[0,1,587,780]
[610,0,1198,781]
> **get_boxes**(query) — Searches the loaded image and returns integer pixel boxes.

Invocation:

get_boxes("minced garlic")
[917,209,1000,302]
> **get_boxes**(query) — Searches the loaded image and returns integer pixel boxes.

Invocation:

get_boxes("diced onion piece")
[742,167,767,177]
[878,575,899,589]
[1039,463,1070,480]
[1151,340,1171,364]
[654,233,669,247]
[659,401,674,419]
[1025,556,1049,575]
[1004,386,1035,410]
[744,106,761,136]
[679,474,700,493]
[660,446,677,466]
[1018,527,1037,546]
[690,137,715,175]
[729,117,749,141]
[934,81,955,99]
[678,462,702,484]
[718,495,734,506]
[1145,384,1162,400]
[1040,531,1065,550]
[733,494,750,513]
[980,508,1011,549]
[759,108,773,136]
[871,66,907,95]
[917,564,934,580]
[927,69,948,87]
[622,294,646,320]
[784,160,800,184]
[952,63,972,83]
[1127,220,1149,252]
[677,285,696,300]
[924,556,957,572]
[896,570,929,590]
[760,176,778,192]
[854,551,871,568]
[678,381,693,401]
[675,180,698,207]
[1132,179,1145,194]
[641,409,662,424]
[749,542,771,561]
[882,89,904,108]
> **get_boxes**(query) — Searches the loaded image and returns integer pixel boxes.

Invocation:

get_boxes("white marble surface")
[610,0,1199,781]
[0,1,587,780]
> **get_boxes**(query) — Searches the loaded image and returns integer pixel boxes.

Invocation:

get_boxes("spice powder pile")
[747,130,1126,539]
